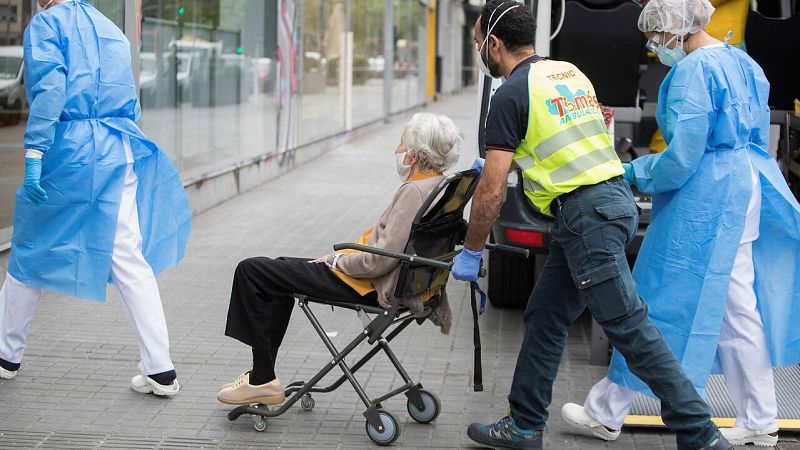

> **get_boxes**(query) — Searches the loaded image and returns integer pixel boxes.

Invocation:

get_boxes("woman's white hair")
[404,112,462,173]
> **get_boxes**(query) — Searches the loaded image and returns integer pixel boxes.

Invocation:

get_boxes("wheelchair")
[227,169,485,445]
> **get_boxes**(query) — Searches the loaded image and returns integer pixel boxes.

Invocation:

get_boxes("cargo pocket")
[594,200,635,220]
[575,259,632,323]
[594,200,637,249]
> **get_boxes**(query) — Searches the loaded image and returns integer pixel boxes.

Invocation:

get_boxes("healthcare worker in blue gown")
[0,0,191,397]
[560,0,800,446]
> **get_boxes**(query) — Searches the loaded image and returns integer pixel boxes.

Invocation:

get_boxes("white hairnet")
[637,0,715,36]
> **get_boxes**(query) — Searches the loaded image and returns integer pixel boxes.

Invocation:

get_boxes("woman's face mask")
[395,149,414,182]
[647,33,688,67]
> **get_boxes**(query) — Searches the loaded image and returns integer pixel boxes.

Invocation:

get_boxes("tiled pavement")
[1,92,798,449]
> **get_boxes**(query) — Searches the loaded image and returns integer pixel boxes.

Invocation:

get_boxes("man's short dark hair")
[480,0,536,53]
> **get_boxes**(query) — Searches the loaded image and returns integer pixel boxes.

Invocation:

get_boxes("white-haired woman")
[217,112,462,405]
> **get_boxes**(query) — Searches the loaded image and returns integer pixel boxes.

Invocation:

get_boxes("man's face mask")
[477,2,521,79]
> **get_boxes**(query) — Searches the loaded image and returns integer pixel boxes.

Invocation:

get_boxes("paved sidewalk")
[1,92,798,449]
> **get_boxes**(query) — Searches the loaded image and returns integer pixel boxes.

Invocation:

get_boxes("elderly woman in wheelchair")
[217,112,463,411]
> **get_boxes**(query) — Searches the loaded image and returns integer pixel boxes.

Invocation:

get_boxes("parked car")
[0,46,26,126]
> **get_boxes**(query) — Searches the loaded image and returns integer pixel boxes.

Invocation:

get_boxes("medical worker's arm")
[23,14,67,154]
[748,62,771,150]
[452,81,524,280]
[463,151,514,251]
[450,151,513,281]
[627,60,714,194]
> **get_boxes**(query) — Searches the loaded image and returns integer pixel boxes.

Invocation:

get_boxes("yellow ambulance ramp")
[623,365,800,430]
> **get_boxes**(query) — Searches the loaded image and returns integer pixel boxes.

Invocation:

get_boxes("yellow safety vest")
[513,59,623,217]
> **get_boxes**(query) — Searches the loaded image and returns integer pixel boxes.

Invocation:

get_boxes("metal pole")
[383,0,393,121]
[532,0,550,57]
[5,0,12,46]
[125,0,140,92]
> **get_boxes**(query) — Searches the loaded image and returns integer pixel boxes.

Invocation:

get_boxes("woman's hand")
[310,254,335,267]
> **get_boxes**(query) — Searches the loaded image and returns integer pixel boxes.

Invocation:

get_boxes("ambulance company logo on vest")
[545,84,601,124]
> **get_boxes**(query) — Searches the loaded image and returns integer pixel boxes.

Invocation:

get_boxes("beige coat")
[335,174,453,334]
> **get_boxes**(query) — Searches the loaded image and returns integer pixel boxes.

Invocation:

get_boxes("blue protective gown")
[9,1,191,302]
[607,44,800,397]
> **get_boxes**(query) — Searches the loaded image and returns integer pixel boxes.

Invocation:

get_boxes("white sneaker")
[131,374,180,397]
[561,403,621,441]
[719,426,778,447]
[0,365,17,380]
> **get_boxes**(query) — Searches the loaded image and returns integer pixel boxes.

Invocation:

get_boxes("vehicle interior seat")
[745,11,800,112]
[550,0,647,123]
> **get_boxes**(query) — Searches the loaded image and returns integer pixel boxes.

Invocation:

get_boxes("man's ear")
[488,34,503,54]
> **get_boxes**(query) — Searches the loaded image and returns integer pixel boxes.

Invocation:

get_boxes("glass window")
[139,0,278,180]
[391,0,423,113]
[0,1,30,237]
[91,0,124,28]
[300,0,345,143]
[351,0,385,126]
[0,1,125,239]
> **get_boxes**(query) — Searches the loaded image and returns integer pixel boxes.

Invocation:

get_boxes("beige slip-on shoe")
[217,372,285,405]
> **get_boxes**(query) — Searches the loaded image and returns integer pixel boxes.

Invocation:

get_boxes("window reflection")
[392,0,422,113]
[351,0,385,126]
[139,0,278,180]
[1,0,438,236]
[0,1,31,234]
[301,0,345,142]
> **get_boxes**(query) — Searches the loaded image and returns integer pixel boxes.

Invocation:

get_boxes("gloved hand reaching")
[451,247,483,281]
[471,157,485,173]
[23,157,48,205]
[622,162,635,185]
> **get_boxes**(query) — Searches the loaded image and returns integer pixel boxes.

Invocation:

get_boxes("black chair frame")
[227,169,481,445]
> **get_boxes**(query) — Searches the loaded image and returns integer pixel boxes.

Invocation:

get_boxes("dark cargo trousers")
[507,177,718,450]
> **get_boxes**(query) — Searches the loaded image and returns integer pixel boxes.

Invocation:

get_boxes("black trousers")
[225,257,378,371]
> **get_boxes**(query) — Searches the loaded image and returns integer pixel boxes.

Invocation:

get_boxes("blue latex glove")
[622,163,634,185]
[23,157,48,205]
[452,247,483,281]
[471,157,485,173]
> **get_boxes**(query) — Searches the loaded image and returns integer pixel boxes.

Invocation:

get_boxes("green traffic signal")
[178,6,185,15]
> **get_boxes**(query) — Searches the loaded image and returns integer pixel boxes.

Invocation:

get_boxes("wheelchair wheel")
[300,394,315,411]
[251,415,267,432]
[406,390,440,424]
[365,409,400,446]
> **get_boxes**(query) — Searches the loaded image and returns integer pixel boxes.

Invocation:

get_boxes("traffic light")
[177,1,186,16]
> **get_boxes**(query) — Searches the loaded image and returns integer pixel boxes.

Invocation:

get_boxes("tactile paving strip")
[0,431,220,449]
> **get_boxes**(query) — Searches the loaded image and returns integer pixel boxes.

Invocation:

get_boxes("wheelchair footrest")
[228,403,269,421]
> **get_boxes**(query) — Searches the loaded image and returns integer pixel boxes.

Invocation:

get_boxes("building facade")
[0,0,475,249]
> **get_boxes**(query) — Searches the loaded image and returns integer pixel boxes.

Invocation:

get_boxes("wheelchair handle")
[332,243,452,270]
[485,243,530,259]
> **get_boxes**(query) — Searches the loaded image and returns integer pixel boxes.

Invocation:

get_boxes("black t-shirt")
[484,55,543,154]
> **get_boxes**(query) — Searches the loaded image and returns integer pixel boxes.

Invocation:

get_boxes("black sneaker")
[698,432,733,450]
[467,415,543,450]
